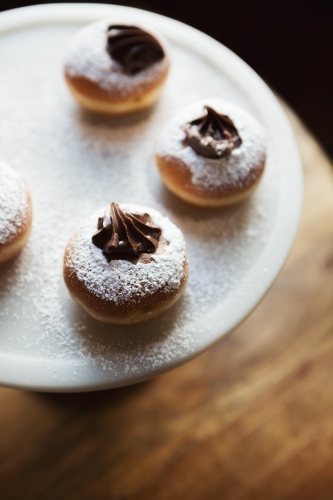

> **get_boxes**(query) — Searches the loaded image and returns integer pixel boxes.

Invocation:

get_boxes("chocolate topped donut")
[63,204,188,325]
[64,20,170,115]
[156,99,267,208]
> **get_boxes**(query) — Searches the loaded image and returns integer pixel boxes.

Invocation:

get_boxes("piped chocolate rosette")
[92,202,162,262]
[107,25,165,75]
[182,105,242,159]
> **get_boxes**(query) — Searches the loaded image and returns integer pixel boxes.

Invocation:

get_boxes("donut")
[0,161,32,264]
[63,202,189,325]
[64,20,170,115]
[155,99,267,208]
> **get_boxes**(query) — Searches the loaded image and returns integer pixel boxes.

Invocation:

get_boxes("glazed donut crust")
[156,154,265,208]
[63,205,189,325]
[155,99,267,208]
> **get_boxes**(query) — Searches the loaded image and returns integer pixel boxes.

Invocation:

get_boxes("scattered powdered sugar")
[65,19,170,97]
[156,98,267,192]
[0,161,30,245]
[66,204,187,304]
[0,23,279,385]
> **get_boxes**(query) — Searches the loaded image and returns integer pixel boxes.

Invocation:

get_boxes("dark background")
[1,0,333,158]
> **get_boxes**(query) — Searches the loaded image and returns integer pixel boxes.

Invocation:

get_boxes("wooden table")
[1,105,333,500]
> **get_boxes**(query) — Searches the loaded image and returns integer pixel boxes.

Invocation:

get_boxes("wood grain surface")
[1,106,333,500]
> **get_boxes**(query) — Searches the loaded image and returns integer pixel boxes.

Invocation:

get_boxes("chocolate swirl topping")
[92,202,162,262]
[182,106,242,159]
[107,25,164,75]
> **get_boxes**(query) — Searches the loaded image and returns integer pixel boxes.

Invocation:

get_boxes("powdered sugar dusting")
[65,19,169,96]
[0,161,30,245]
[66,205,187,304]
[156,98,266,192]
[0,23,279,387]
